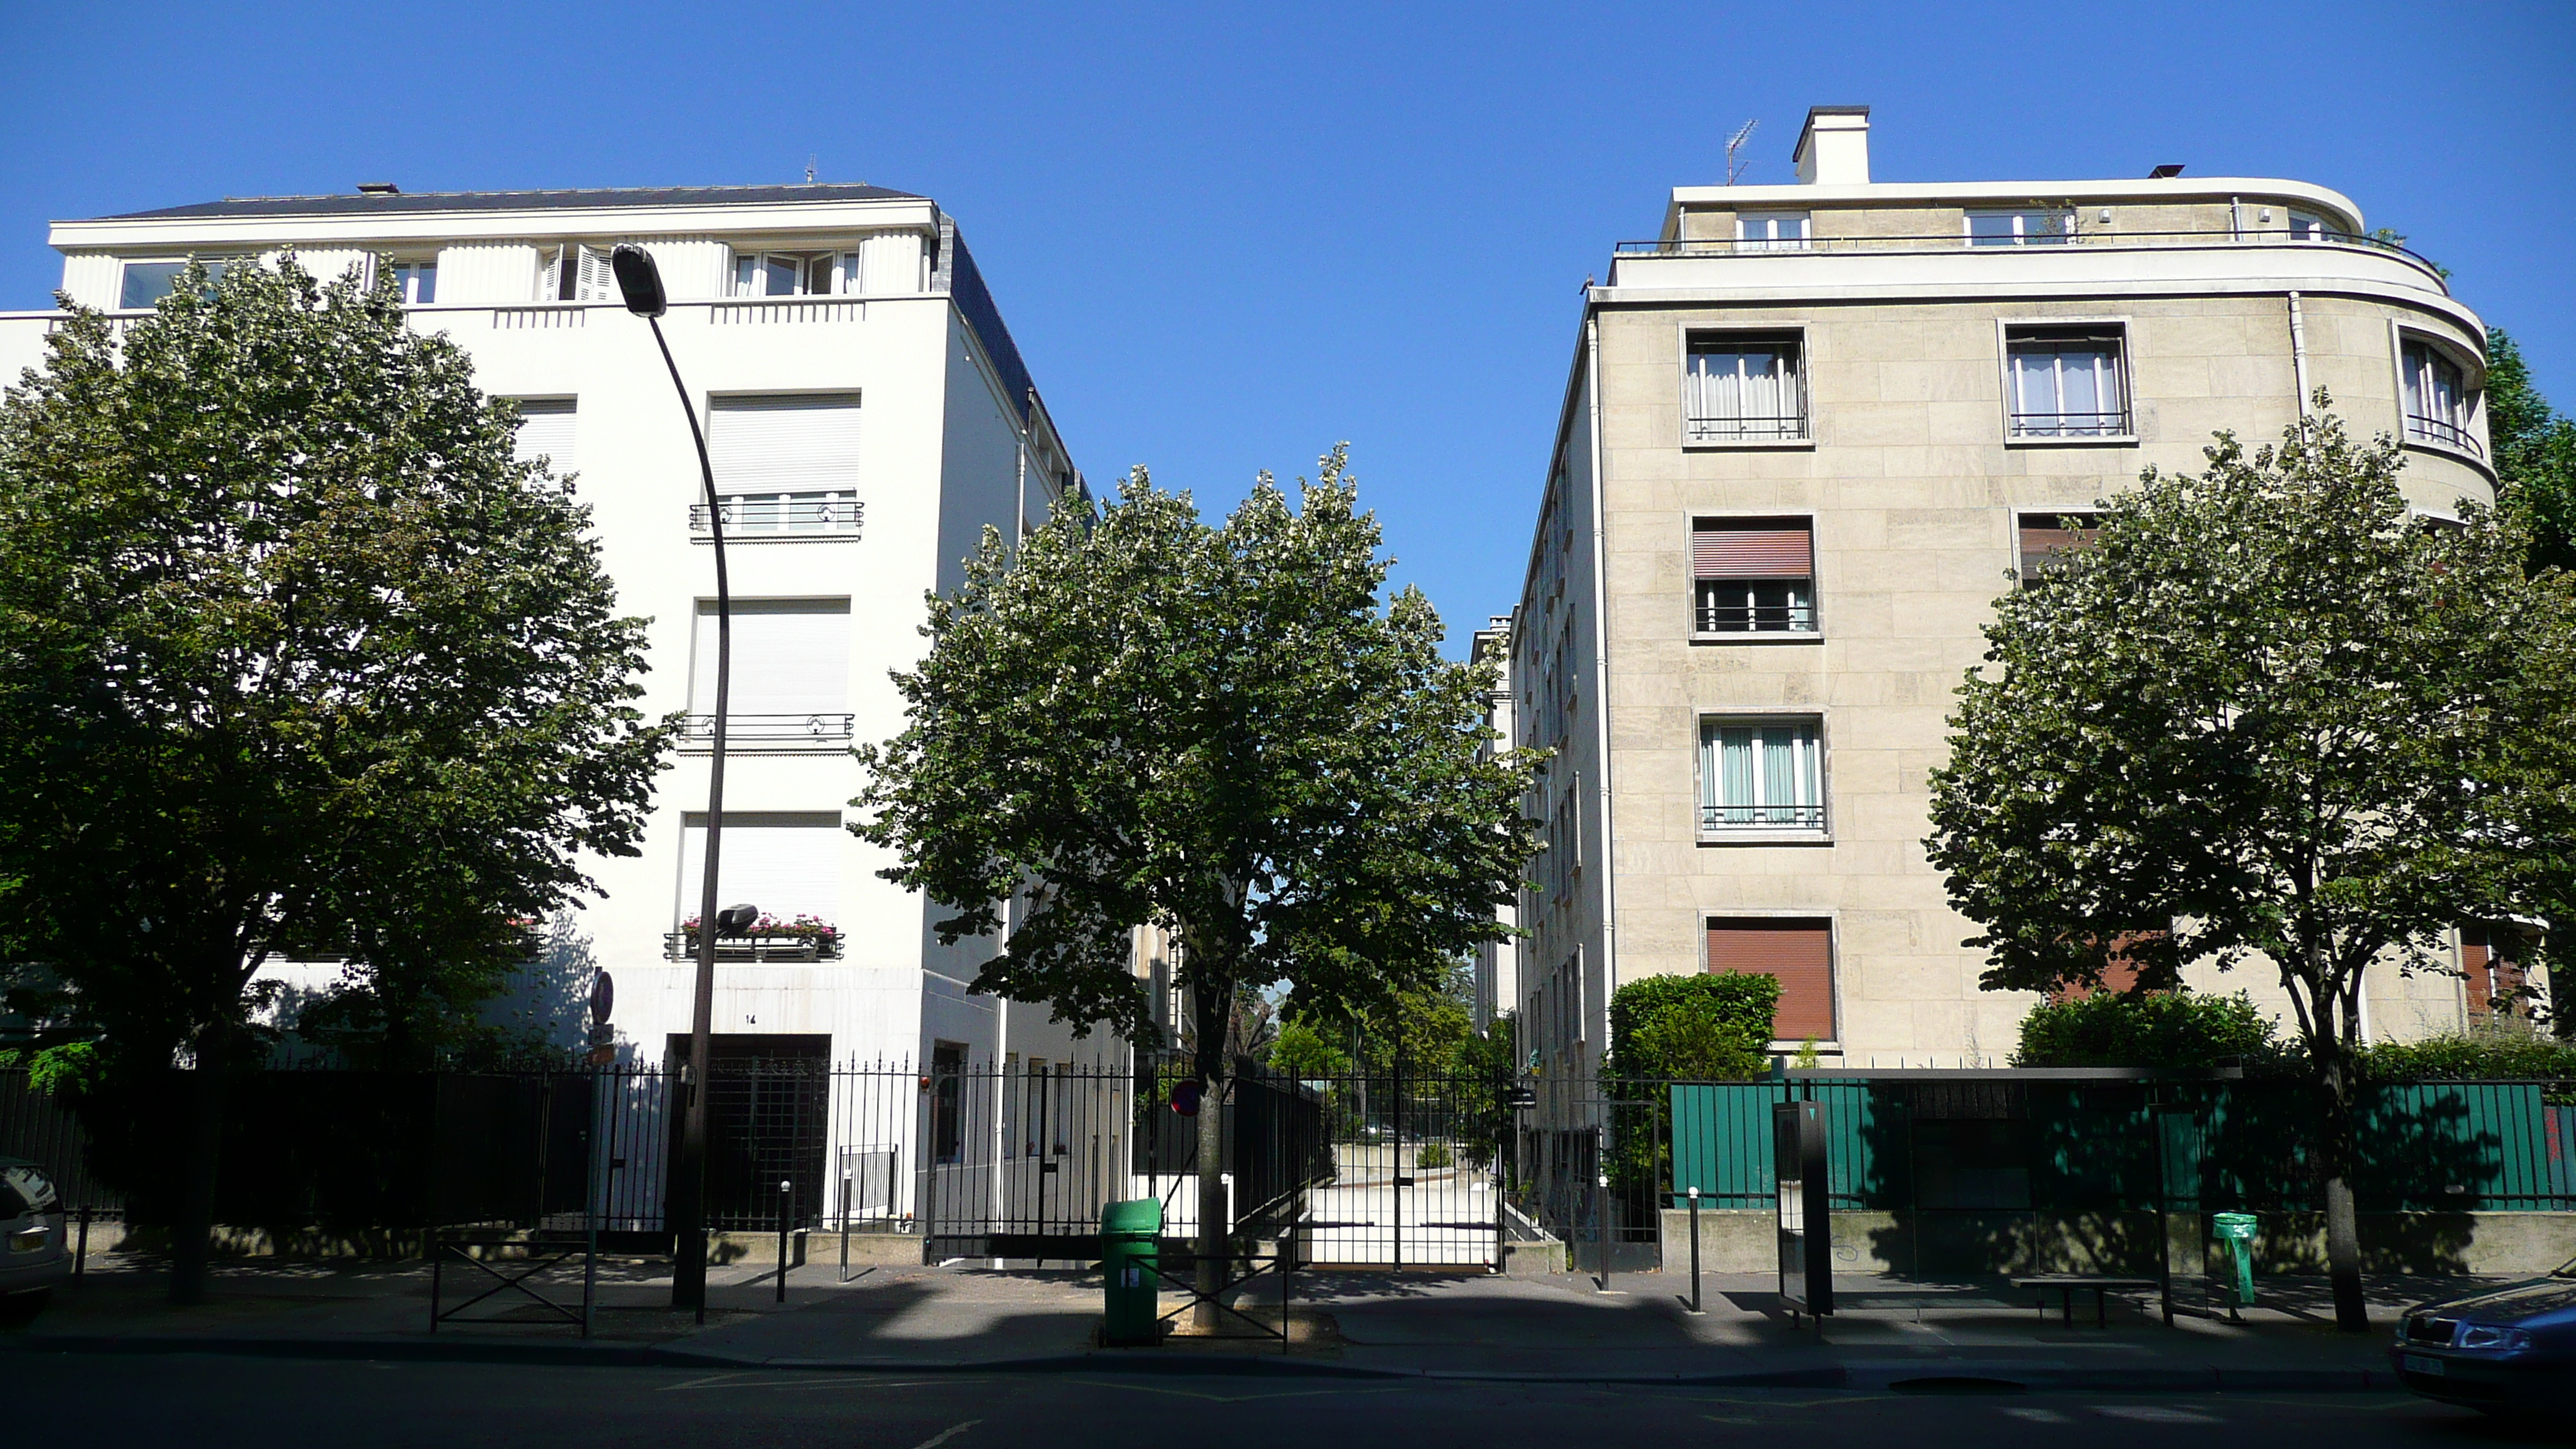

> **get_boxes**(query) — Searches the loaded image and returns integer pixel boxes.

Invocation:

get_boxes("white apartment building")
[0,183,1122,1084]
[1509,109,2513,1082]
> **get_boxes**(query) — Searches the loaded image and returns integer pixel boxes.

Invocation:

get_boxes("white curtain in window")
[1702,722,1820,826]
[2009,341,2122,433]
[709,395,864,494]
[691,599,851,717]
[511,399,577,472]
[1687,344,1802,437]
[2403,343,2464,437]
[676,811,842,927]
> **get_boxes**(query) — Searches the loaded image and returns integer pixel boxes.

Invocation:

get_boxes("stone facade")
[1510,110,2503,1077]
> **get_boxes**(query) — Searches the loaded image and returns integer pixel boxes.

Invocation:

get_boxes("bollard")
[777,1179,793,1303]
[1687,1187,1702,1314]
[74,1203,91,1281]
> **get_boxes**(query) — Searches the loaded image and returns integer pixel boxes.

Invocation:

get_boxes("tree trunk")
[1192,975,1232,1334]
[2315,1042,2369,1332]
[170,1026,227,1306]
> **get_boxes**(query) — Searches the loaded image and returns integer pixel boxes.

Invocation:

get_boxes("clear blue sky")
[5,1,2570,650]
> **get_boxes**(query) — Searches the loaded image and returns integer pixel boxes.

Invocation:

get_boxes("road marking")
[2000,1408,2071,1423]
[907,1422,978,1449]
[2095,1406,2219,1423]
[1684,1394,1893,1410]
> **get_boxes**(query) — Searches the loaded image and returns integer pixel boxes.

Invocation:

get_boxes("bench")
[2011,1274,2162,1327]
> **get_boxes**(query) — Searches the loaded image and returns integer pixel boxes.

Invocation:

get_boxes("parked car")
[0,1155,70,1321]
[2391,1257,2576,1416]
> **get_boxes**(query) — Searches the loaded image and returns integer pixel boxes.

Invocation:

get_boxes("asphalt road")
[1,1353,2564,1449]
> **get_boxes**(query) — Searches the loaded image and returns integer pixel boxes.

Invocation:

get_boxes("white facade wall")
[0,188,1115,1081]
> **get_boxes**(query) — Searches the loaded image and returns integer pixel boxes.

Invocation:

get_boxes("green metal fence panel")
[1671,1077,2572,1216]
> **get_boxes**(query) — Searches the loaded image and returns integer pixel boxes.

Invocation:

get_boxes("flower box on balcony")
[667,914,844,962]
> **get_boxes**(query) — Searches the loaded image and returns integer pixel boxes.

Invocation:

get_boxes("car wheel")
[0,1289,50,1327]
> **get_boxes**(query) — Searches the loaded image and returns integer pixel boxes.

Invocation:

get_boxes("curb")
[0,1335,2389,1390]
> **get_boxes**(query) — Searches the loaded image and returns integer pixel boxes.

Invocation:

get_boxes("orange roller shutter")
[1707,919,1835,1041]
[1692,521,1813,580]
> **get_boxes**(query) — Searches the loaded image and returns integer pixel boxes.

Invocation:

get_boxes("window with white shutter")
[688,598,852,747]
[537,245,618,302]
[676,811,843,929]
[509,399,577,474]
[704,394,865,535]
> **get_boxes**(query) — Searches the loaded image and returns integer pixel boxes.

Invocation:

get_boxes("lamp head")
[611,244,667,318]
[715,903,762,935]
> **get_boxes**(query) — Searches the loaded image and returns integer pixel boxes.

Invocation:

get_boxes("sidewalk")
[1,1250,2455,1389]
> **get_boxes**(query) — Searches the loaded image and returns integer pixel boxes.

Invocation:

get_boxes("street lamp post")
[611,245,730,1314]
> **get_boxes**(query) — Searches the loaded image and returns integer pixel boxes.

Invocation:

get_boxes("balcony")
[679,713,855,750]
[690,492,863,538]
[663,930,844,963]
[1605,228,2456,302]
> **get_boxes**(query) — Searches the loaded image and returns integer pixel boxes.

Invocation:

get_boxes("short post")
[74,1203,90,1280]
[1595,1170,1610,1292]
[776,1178,793,1303]
[1687,1186,1702,1314]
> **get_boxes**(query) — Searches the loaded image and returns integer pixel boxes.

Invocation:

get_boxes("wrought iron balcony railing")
[2405,413,2484,457]
[2009,409,2132,439]
[680,713,855,748]
[1685,411,1810,444]
[1699,803,1827,831]
[1695,601,1817,633]
[688,492,863,535]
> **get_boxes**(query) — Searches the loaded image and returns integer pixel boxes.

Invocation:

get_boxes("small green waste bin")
[1100,1199,1163,1346]
[2211,1211,2259,1308]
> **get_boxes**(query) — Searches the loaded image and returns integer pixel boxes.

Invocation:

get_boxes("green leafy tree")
[2011,991,2283,1070]
[2486,329,2576,576]
[0,259,670,1301]
[852,452,1541,1324]
[1266,1019,1351,1078]
[1925,404,2576,1331]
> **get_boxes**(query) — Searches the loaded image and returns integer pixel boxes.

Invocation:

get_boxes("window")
[2288,210,2344,242]
[1686,334,1805,442]
[119,257,238,309]
[1692,519,1815,633]
[676,810,844,927]
[2461,925,2533,1024]
[1707,918,1834,1042]
[930,1042,966,1165]
[509,398,577,473]
[733,251,861,297]
[539,245,617,302]
[389,259,437,304]
[2016,512,2102,586]
[1735,212,1810,252]
[690,598,852,741]
[2401,339,2478,454]
[706,394,864,533]
[2006,326,2128,437]
[1699,718,1824,832]
[1967,209,2074,246]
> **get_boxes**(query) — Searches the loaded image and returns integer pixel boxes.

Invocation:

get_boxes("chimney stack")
[1793,106,1871,186]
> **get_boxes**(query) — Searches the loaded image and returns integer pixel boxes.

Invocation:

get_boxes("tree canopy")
[2488,329,2576,575]
[0,257,670,1295]
[852,452,1542,1077]
[1924,403,2576,1329]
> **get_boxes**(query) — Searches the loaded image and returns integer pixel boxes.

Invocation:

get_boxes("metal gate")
[1292,1067,1509,1271]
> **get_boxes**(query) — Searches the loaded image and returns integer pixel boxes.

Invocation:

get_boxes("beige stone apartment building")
[1509,107,2506,1079]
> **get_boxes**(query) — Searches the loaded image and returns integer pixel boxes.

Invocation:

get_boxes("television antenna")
[1724,120,1759,185]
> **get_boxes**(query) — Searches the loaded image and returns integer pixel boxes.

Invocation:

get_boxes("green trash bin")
[2211,1211,2259,1308]
[1099,1198,1163,1346]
